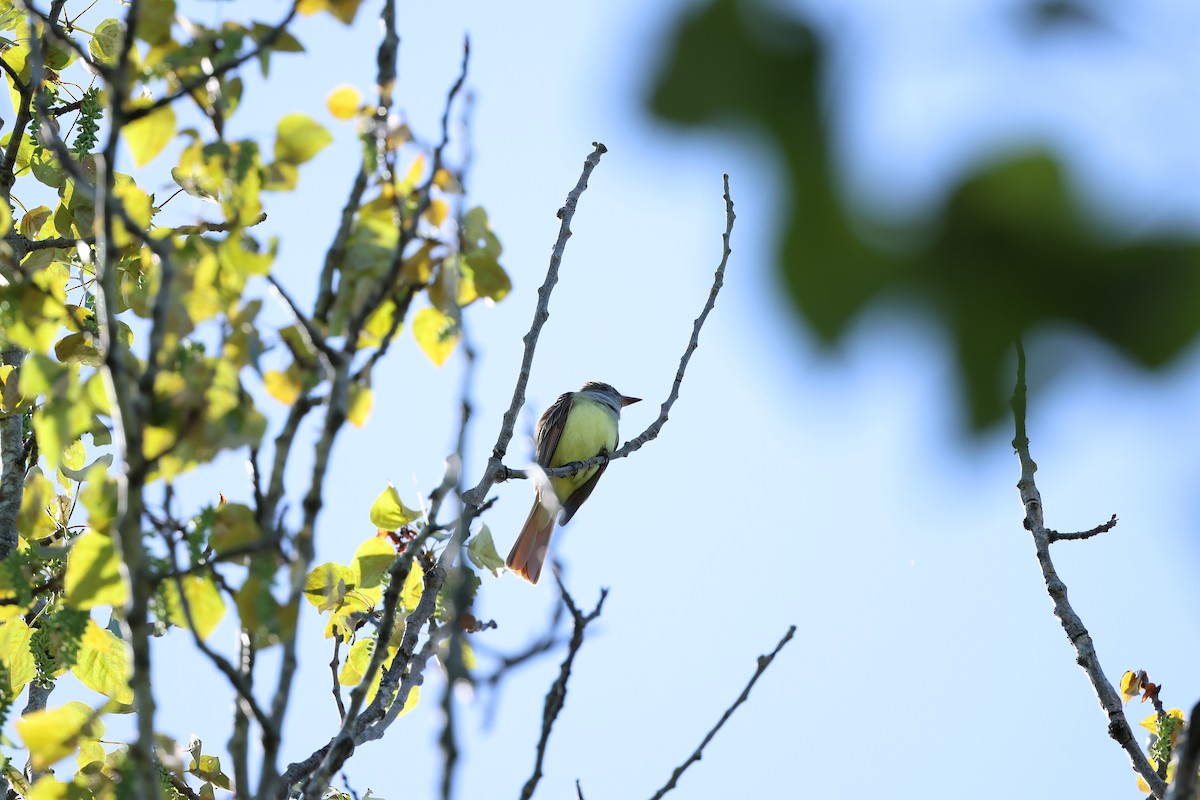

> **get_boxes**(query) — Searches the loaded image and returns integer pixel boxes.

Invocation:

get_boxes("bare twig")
[518,579,608,800]
[648,625,795,800]
[265,274,338,366]
[1010,338,1166,798]
[330,637,346,721]
[171,211,268,236]
[1047,514,1118,542]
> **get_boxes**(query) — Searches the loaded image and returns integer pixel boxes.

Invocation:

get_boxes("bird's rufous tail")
[507,500,556,584]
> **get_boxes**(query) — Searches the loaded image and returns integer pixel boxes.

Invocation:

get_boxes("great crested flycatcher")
[507,381,641,584]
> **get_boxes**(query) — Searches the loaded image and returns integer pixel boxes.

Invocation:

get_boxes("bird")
[506,381,641,584]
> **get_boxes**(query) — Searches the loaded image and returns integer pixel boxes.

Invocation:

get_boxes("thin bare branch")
[648,625,795,800]
[170,212,268,236]
[265,274,338,367]
[1047,513,1118,542]
[330,637,346,722]
[1011,338,1166,798]
[518,579,607,800]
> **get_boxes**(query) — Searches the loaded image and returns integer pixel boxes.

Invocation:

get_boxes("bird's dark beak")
[621,395,642,407]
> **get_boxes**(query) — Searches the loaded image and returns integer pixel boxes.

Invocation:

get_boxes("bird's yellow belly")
[548,400,617,500]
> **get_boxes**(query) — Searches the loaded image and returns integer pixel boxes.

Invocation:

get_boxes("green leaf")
[411,306,459,367]
[368,484,420,530]
[63,532,127,610]
[466,525,505,577]
[53,331,103,367]
[88,18,124,65]
[17,469,58,543]
[135,0,175,45]
[124,103,176,168]
[210,503,263,555]
[163,575,227,640]
[70,619,133,704]
[353,535,395,589]
[235,573,294,649]
[17,701,104,770]
[59,453,114,483]
[273,113,332,165]
[61,439,85,471]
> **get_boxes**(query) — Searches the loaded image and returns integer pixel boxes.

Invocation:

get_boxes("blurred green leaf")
[273,113,332,165]
[649,0,1200,427]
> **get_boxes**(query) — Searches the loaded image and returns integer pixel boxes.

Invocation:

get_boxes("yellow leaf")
[63,532,127,610]
[337,638,373,686]
[347,384,372,427]
[400,562,424,610]
[70,619,133,704]
[17,701,104,770]
[411,306,459,367]
[0,619,36,691]
[124,103,176,167]
[164,575,227,640]
[368,484,420,530]
[326,85,362,120]
[263,369,301,405]
[424,197,449,227]
[391,684,419,718]
[303,563,354,611]
[1120,670,1141,703]
[274,113,332,165]
[0,204,10,235]
[353,535,395,589]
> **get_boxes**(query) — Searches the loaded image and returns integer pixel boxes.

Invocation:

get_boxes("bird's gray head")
[579,381,641,414]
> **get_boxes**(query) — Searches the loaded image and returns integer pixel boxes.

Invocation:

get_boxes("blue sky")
[13,0,1200,797]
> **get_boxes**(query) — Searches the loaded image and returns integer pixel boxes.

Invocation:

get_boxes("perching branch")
[647,625,795,800]
[461,141,609,507]
[478,173,735,489]
[518,579,608,800]
[1010,339,1166,799]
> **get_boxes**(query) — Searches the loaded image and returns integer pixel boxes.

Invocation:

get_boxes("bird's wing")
[534,391,573,468]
